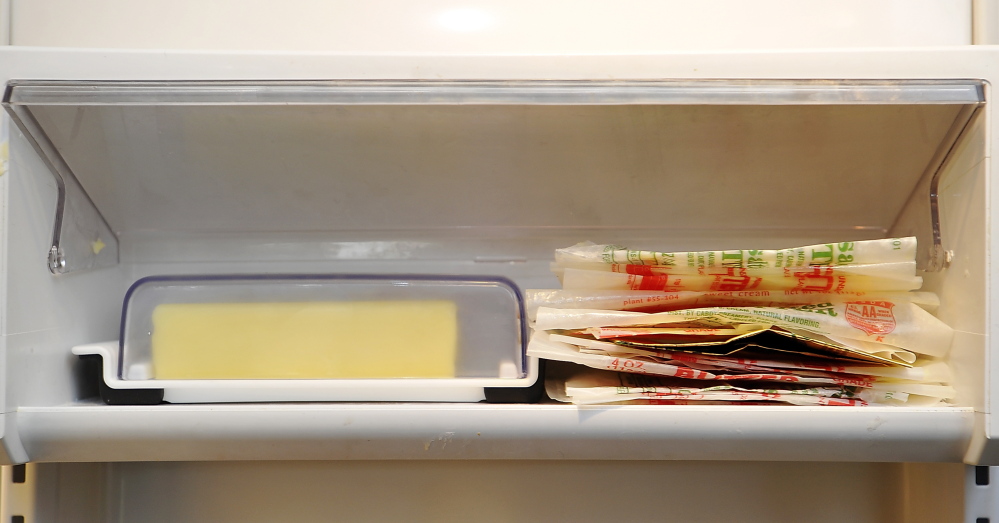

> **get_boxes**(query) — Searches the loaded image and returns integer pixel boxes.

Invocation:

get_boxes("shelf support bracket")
[3,103,118,275]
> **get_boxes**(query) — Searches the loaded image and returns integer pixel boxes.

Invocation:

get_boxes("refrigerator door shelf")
[72,342,542,404]
[0,47,996,465]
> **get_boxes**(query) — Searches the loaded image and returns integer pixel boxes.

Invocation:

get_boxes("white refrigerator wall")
[4,0,975,52]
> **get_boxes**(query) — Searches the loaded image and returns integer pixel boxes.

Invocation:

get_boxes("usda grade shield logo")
[845,301,897,336]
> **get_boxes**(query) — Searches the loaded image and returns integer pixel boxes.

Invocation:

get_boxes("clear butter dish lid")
[119,274,527,382]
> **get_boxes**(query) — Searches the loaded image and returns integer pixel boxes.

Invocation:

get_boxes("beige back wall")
[5,0,974,52]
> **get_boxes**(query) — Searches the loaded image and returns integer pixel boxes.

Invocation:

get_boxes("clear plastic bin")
[74,274,536,403]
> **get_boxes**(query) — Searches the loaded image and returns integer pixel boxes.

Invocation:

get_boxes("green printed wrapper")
[552,261,917,278]
[555,237,916,269]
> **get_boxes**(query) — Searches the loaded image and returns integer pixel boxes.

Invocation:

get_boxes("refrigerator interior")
[0,73,992,522]
[2,79,989,459]
[0,461,970,523]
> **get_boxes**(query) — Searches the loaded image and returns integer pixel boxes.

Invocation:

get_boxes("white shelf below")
[14,402,974,463]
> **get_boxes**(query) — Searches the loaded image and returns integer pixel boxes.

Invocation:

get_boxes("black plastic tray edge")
[484,359,546,403]
[80,354,165,405]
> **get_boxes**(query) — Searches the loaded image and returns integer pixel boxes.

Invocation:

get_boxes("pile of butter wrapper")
[526,237,956,406]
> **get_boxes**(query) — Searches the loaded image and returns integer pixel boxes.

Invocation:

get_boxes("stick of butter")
[150,300,458,379]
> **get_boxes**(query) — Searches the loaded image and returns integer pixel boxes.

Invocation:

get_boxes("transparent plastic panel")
[891,104,984,271]
[120,275,526,382]
[3,80,986,105]
[4,104,118,274]
[1,80,985,274]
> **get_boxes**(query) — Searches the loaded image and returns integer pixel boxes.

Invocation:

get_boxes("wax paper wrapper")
[534,297,953,358]
[559,264,921,293]
[524,289,939,319]
[547,367,950,406]
[529,331,955,398]
[556,237,915,268]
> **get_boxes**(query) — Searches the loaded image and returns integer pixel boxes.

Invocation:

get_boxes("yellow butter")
[150,300,457,379]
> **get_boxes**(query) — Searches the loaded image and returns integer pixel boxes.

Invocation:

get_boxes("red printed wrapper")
[560,266,921,293]
[552,334,950,383]
[529,331,880,387]
[524,289,939,319]
[535,332,956,398]
[549,368,884,406]
[534,301,952,358]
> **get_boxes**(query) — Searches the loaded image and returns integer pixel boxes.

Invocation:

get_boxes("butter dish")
[73,274,538,404]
